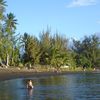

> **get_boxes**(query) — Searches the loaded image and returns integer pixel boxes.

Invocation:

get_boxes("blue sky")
[6,0,100,40]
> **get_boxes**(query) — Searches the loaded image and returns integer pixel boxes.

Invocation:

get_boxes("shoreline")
[0,68,99,82]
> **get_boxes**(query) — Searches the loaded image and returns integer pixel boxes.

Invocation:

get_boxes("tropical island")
[0,0,100,81]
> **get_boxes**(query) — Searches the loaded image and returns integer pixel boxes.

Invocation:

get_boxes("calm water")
[0,72,100,100]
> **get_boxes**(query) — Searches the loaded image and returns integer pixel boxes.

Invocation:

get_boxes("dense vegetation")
[0,0,100,70]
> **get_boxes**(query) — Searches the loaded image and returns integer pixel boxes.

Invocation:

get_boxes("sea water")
[0,72,100,100]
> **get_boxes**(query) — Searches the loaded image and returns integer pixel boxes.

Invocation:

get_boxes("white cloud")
[67,0,97,8]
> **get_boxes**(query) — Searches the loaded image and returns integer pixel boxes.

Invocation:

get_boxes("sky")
[6,0,100,40]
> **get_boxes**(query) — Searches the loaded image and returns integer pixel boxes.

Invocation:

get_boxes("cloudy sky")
[6,0,100,39]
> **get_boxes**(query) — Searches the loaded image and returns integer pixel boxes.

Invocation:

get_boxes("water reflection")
[28,88,33,96]
[0,73,100,100]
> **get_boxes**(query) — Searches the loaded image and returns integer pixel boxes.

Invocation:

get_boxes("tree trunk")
[6,53,9,67]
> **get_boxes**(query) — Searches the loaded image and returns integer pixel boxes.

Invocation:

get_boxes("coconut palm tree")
[3,12,17,66]
[5,12,17,34]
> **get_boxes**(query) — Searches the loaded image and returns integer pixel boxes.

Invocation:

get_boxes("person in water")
[27,80,34,89]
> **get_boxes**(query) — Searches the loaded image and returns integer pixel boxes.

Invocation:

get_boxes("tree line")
[0,0,100,69]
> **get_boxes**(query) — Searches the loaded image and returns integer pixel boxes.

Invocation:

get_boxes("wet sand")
[0,68,66,81]
[0,68,99,82]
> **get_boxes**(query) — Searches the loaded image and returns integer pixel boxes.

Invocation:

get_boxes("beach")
[0,67,67,81]
[0,67,99,82]
[0,68,100,100]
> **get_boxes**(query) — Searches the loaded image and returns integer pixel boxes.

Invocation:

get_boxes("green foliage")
[0,0,7,20]
[39,29,52,65]
[39,30,76,68]
[18,62,24,69]
[22,33,40,65]
[72,35,100,68]
[0,1,19,67]
[0,0,99,70]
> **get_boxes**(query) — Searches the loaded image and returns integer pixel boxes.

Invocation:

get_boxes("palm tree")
[4,13,17,66]
[5,12,17,34]
[0,0,7,67]
[0,0,6,36]
[0,0,6,20]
